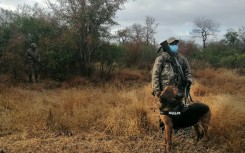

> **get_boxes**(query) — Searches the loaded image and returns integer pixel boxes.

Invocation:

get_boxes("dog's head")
[159,86,183,108]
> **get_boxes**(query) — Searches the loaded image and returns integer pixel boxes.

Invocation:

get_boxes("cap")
[31,43,37,48]
[166,37,179,44]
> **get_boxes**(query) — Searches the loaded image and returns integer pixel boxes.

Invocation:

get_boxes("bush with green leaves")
[237,54,245,68]
[190,42,244,68]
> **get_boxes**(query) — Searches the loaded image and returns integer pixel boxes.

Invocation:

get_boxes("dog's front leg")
[165,123,173,152]
[160,115,173,153]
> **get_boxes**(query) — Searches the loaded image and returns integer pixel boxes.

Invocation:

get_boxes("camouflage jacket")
[151,52,192,95]
[25,48,40,64]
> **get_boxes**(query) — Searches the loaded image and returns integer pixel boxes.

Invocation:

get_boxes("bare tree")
[144,16,158,46]
[238,26,245,52]
[129,24,144,43]
[238,26,245,44]
[192,17,220,49]
[115,16,158,46]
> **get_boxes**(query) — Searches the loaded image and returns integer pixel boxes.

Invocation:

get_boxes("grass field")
[0,68,244,153]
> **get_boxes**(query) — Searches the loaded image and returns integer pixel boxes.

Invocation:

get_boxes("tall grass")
[193,68,245,94]
[0,83,150,137]
[0,68,244,152]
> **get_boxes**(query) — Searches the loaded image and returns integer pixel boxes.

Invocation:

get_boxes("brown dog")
[158,86,211,152]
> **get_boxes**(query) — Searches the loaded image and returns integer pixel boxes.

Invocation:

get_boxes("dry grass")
[0,68,245,153]
[193,68,245,94]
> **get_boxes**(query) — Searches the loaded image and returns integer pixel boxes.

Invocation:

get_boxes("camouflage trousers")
[26,63,39,82]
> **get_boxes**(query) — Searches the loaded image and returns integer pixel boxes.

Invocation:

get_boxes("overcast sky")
[1,0,244,44]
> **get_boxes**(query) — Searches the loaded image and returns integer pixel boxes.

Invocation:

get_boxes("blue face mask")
[169,45,178,53]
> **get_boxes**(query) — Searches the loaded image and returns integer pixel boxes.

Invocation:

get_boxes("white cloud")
[1,0,244,44]
[115,0,245,43]
[1,0,45,10]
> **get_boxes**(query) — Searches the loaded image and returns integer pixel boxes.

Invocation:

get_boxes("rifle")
[159,41,193,103]
[172,56,186,83]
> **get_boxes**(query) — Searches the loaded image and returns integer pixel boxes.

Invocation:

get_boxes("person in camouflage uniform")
[152,37,192,132]
[152,37,192,99]
[25,43,40,83]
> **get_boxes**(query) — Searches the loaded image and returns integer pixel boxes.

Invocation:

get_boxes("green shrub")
[220,55,237,68]
[237,54,245,68]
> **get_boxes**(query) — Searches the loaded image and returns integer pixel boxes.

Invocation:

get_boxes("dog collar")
[160,111,181,116]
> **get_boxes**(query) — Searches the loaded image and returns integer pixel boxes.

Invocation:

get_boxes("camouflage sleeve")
[152,55,165,95]
[25,49,33,62]
[26,49,34,58]
[26,49,30,56]
[181,56,192,83]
